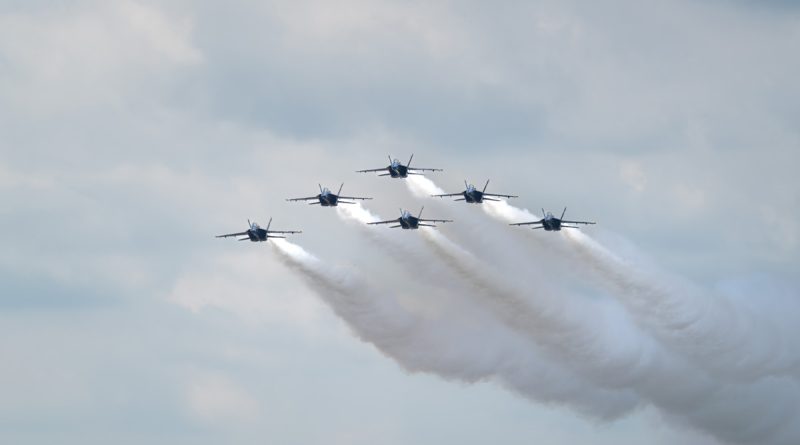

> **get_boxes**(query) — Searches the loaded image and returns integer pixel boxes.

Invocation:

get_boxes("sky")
[0,1,799,444]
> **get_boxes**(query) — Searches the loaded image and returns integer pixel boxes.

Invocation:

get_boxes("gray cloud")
[1,1,797,444]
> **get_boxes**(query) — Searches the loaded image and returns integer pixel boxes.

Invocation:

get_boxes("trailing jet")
[432,179,518,203]
[510,208,595,231]
[368,207,452,229]
[287,183,372,207]
[216,218,301,242]
[357,154,442,178]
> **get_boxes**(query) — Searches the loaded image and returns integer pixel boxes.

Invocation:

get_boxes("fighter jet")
[510,208,595,231]
[432,179,518,203]
[368,207,452,229]
[286,183,372,207]
[357,154,442,178]
[216,218,301,242]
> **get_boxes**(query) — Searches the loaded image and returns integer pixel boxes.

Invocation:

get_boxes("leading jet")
[368,207,452,229]
[216,218,301,242]
[357,154,442,178]
[432,179,518,203]
[286,183,372,207]
[510,208,595,231]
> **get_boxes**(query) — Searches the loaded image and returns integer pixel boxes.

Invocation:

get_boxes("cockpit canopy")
[466,184,476,192]
[321,187,330,195]
[392,158,401,166]
[401,210,411,218]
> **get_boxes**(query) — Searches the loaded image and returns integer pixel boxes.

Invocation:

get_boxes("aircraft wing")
[338,196,372,200]
[509,219,544,226]
[408,167,443,172]
[216,231,248,238]
[267,229,302,234]
[419,218,453,223]
[356,167,388,173]
[286,196,318,202]
[367,219,399,225]
[431,192,463,198]
[561,220,596,225]
[483,193,518,199]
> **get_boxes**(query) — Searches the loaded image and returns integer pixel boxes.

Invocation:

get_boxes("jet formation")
[216,154,596,241]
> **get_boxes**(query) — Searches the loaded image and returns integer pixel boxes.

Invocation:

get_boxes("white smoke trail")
[482,198,540,223]
[269,238,639,418]
[409,178,657,385]
[403,176,800,445]
[563,229,800,381]
[406,175,446,197]
[336,200,382,224]
[335,201,468,289]
[474,187,800,383]
[336,201,630,384]
[418,220,721,415]
[334,202,428,267]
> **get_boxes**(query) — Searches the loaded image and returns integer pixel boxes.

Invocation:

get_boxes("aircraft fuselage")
[318,194,339,206]
[247,228,271,241]
[388,165,409,178]
[399,216,419,229]
[541,218,561,231]
[463,190,485,203]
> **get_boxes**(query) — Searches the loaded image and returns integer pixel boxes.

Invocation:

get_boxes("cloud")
[1,1,798,444]
[186,372,262,426]
[619,160,647,193]
[0,1,201,115]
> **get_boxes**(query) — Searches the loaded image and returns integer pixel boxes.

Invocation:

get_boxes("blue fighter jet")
[510,208,595,231]
[357,154,442,178]
[368,207,452,229]
[432,179,517,203]
[216,218,301,242]
[287,183,372,207]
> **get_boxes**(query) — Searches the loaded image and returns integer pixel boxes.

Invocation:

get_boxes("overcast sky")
[1,1,798,444]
